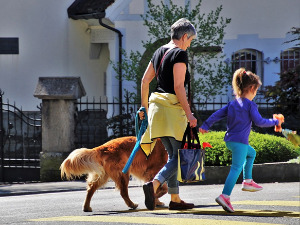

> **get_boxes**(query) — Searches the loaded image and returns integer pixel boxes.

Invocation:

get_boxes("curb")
[181,162,300,185]
[0,162,299,196]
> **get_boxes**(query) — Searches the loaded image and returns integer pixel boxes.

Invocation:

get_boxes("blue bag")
[177,125,205,183]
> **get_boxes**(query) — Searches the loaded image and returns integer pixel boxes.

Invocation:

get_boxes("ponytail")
[232,68,262,97]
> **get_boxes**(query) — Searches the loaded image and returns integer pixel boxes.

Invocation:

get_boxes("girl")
[199,68,282,213]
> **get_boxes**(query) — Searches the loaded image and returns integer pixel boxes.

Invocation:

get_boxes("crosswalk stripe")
[30,215,285,225]
[145,207,300,218]
[29,199,300,224]
[232,200,300,207]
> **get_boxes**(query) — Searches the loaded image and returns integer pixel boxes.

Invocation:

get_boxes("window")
[231,49,264,84]
[0,38,19,54]
[280,47,300,72]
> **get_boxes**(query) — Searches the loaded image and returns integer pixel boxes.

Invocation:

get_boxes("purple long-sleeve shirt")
[200,98,279,145]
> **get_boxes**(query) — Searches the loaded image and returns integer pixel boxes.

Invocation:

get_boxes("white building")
[0,0,299,110]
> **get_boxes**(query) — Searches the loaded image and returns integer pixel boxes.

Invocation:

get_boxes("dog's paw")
[130,203,138,210]
[155,199,165,207]
[83,206,93,212]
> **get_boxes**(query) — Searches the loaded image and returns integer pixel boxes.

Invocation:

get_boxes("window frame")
[280,47,300,73]
[231,48,264,86]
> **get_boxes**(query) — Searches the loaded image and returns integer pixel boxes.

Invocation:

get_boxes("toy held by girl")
[199,68,283,213]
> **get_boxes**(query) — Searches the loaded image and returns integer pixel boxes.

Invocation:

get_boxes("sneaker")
[242,180,263,192]
[215,194,234,213]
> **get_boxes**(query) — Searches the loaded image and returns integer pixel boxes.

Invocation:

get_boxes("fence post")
[34,77,86,182]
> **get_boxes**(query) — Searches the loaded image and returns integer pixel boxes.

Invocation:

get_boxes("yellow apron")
[140,92,188,157]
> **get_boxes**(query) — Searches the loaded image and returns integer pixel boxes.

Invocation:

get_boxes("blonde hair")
[232,68,262,97]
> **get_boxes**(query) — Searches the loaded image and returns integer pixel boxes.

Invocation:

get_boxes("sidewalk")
[0,179,143,197]
[0,162,298,197]
[0,181,86,197]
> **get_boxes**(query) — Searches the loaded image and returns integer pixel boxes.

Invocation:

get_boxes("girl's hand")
[273,114,284,132]
[199,128,208,134]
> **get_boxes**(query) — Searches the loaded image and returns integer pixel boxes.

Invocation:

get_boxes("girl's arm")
[250,103,278,127]
[200,105,228,131]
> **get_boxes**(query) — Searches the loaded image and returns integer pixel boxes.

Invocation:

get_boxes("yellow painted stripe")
[145,208,300,218]
[232,201,300,207]
[30,215,284,225]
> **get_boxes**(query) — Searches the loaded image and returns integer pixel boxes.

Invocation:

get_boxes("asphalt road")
[0,182,299,225]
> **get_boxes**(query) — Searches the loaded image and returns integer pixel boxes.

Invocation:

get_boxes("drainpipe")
[99,17,123,136]
[0,90,4,182]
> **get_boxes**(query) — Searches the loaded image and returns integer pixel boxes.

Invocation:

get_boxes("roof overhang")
[67,0,115,20]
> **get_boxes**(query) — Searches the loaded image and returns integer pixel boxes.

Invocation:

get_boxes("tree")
[112,0,232,103]
[263,65,300,131]
[284,27,300,46]
[263,27,300,131]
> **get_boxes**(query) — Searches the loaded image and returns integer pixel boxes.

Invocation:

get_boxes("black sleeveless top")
[151,46,190,95]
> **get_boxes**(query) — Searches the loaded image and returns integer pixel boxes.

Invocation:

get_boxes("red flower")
[202,142,212,149]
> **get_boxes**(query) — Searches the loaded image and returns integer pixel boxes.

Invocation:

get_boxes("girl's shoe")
[242,180,263,192]
[215,194,234,213]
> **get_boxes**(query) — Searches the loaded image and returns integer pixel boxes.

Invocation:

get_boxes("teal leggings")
[222,141,256,196]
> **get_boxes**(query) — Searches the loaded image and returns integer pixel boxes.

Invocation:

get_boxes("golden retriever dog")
[60,136,168,212]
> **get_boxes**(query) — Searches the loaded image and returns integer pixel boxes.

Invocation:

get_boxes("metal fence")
[74,97,140,148]
[1,92,298,182]
[0,90,42,182]
[74,95,300,149]
[195,95,299,133]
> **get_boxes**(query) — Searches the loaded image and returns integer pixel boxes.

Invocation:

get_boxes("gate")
[0,90,42,183]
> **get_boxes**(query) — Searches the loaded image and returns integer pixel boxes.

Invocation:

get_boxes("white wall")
[218,0,300,86]
[0,0,74,110]
[0,0,109,110]
[67,20,109,101]
[0,0,299,110]
[119,0,300,92]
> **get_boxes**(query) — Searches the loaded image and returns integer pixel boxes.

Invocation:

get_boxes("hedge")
[198,131,300,166]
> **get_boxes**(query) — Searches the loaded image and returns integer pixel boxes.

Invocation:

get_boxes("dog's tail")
[60,148,104,180]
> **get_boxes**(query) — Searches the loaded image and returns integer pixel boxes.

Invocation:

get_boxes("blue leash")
[122,107,148,174]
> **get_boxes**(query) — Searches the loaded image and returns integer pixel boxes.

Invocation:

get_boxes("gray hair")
[171,18,197,40]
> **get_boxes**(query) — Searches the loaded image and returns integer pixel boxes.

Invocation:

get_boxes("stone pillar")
[34,77,86,181]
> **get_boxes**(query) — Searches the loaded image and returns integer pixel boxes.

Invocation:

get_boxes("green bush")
[288,156,300,164]
[199,131,299,166]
